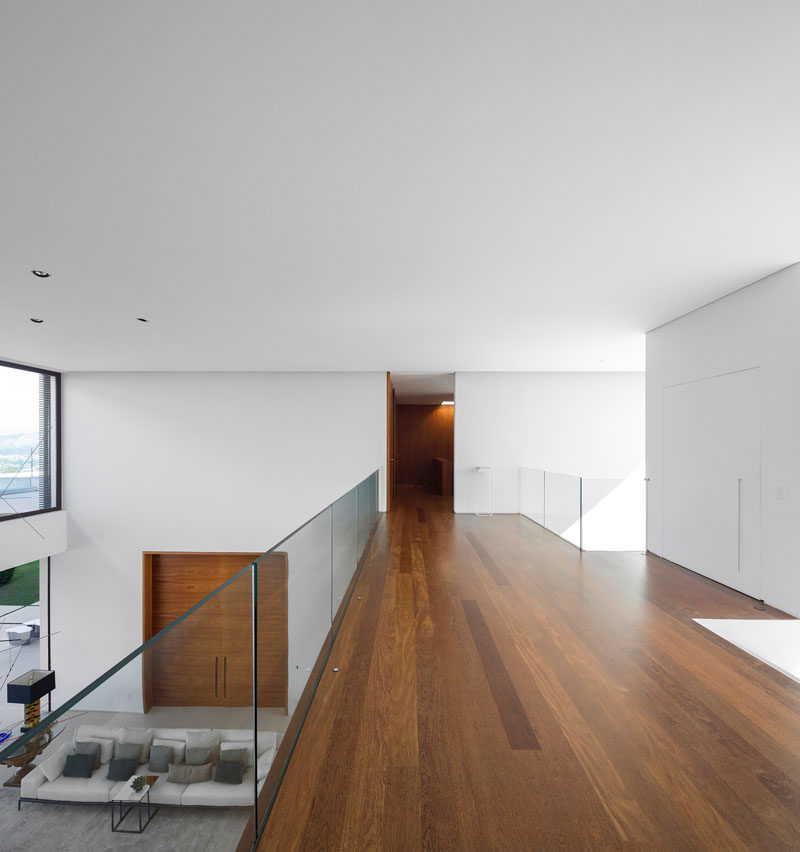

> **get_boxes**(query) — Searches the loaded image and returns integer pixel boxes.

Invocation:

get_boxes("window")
[0,360,60,520]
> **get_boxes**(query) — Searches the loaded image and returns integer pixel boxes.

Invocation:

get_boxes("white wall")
[647,262,800,617]
[454,372,645,514]
[0,510,67,571]
[51,372,386,709]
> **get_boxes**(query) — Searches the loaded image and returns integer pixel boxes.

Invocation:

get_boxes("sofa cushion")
[148,744,173,773]
[74,725,123,749]
[80,736,114,764]
[185,746,214,766]
[120,727,154,763]
[40,744,71,782]
[186,730,220,762]
[168,762,212,784]
[152,728,187,742]
[107,757,138,782]
[153,737,185,763]
[181,767,259,807]
[38,768,119,803]
[148,778,187,806]
[63,753,95,778]
[256,747,276,782]
[115,742,142,761]
[220,741,254,767]
[220,729,276,758]
[218,747,247,766]
[74,741,101,770]
[21,766,47,800]
[213,761,245,785]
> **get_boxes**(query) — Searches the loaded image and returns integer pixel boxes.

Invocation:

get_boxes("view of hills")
[0,433,37,454]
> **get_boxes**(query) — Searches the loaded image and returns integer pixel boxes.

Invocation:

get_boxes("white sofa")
[20,726,277,809]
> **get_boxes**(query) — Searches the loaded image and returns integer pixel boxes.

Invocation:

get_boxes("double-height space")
[2,3,800,850]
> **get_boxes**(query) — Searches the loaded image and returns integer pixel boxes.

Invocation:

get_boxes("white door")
[662,368,761,598]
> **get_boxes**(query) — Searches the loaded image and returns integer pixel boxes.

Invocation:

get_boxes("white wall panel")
[50,372,385,709]
[0,510,67,570]
[647,262,800,615]
[454,372,645,514]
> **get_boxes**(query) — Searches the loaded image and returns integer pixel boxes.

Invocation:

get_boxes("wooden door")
[143,552,287,711]
[216,552,288,708]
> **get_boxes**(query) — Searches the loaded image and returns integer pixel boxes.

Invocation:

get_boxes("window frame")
[0,358,62,522]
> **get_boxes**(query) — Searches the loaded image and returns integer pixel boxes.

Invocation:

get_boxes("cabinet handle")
[214,656,219,697]
[223,656,227,698]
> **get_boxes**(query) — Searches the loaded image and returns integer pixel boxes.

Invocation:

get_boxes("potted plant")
[130,775,146,796]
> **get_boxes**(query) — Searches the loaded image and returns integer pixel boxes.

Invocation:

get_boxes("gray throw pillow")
[148,744,173,773]
[185,746,213,766]
[213,761,244,785]
[74,741,101,771]
[115,742,142,761]
[167,762,212,784]
[107,757,138,782]
[63,753,95,778]
[218,748,246,766]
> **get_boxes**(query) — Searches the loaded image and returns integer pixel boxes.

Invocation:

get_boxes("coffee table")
[0,721,66,788]
[111,774,159,833]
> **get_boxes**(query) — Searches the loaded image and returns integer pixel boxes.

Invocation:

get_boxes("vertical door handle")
[214,656,219,697]
[223,656,227,698]
[737,477,743,573]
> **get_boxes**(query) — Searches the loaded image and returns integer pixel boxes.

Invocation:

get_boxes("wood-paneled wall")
[142,552,288,711]
[396,404,454,487]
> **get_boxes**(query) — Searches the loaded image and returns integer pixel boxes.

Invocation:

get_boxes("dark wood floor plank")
[462,599,539,750]
[259,485,800,851]
[464,529,509,586]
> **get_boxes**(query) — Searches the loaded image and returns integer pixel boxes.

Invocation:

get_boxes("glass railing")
[0,469,381,851]
[520,466,645,551]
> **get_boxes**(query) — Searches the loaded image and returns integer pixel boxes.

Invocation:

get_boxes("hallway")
[259,486,800,850]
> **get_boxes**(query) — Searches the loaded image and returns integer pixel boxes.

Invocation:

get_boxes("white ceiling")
[392,372,455,404]
[2,2,799,373]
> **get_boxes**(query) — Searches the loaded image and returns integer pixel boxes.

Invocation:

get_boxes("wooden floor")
[258,485,800,851]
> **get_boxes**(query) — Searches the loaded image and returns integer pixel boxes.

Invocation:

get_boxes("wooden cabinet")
[433,457,453,496]
[143,552,288,711]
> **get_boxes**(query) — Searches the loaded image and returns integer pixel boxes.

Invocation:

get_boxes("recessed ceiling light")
[30,318,44,324]
[136,317,149,323]
[31,270,50,278]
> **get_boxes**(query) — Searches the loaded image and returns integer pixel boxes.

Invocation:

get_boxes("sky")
[0,365,39,435]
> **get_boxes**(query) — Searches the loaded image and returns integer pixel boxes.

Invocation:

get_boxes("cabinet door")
[662,368,761,598]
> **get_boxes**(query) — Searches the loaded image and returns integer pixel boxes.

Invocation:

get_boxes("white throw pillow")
[186,729,221,761]
[120,727,154,763]
[255,730,277,757]
[80,736,114,764]
[256,747,276,781]
[152,737,186,764]
[221,740,255,767]
[40,744,71,782]
[74,725,123,746]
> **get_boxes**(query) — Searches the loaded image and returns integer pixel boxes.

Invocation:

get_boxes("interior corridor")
[257,487,800,851]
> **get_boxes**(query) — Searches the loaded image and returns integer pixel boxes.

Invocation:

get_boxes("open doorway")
[387,373,455,509]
